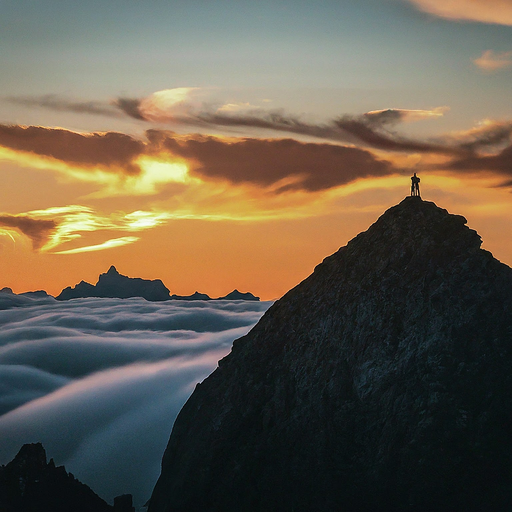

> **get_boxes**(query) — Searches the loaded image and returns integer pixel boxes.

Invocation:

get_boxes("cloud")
[0,365,70,416]
[0,214,56,249]
[116,88,449,151]
[0,124,144,174]
[53,236,140,254]
[444,119,512,151]
[403,0,512,26]
[115,92,458,156]
[23,206,172,253]
[447,142,512,175]
[0,297,271,507]
[5,95,123,118]
[473,50,512,72]
[115,88,199,123]
[333,115,460,155]
[147,130,396,192]
[363,107,450,126]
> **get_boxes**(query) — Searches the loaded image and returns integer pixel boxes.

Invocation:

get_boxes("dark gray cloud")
[2,117,512,194]
[0,122,399,192]
[0,124,144,174]
[6,95,122,118]
[0,296,271,508]
[455,122,512,151]
[114,98,146,121]
[447,143,512,177]
[147,130,395,192]
[115,98,465,155]
[0,214,56,249]
[333,115,459,154]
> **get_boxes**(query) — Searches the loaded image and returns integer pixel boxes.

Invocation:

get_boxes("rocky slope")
[148,197,512,512]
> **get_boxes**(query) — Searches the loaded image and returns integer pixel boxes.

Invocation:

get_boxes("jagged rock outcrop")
[0,443,112,512]
[57,265,171,301]
[148,197,512,512]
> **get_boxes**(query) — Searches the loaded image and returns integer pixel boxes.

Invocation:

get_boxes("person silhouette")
[411,173,420,197]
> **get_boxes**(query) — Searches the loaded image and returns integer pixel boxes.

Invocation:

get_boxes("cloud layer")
[0,295,271,508]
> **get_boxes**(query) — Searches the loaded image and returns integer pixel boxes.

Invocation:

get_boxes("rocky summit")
[148,197,512,512]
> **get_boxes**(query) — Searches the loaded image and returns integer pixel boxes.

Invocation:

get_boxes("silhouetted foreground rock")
[148,197,512,512]
[0,443,136,512]
[0,443,115,512]
[57,265,171,301]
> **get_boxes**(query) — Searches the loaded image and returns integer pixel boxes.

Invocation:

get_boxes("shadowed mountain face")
[148,197,512,512]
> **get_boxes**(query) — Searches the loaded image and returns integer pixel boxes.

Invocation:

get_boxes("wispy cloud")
[18,206,171,253]
[363,107,450,126]
[444,119,512,151]
[115,90,457,155]
[473,50,512,72]
[53,236,140,255]
[403,0,512,26]
[5,95,122,118]
[0,215,56,250]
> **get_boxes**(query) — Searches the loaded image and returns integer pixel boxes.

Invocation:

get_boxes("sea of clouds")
[0,294,271,509]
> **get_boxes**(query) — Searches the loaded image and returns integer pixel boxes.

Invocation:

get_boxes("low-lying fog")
[0,294,271,508]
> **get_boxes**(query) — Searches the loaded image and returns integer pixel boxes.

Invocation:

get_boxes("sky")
[0,293,271,507]
[1,0,512,300]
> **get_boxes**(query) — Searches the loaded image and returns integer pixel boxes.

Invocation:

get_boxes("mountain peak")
[149,199,512,512]
[106,265,119,275]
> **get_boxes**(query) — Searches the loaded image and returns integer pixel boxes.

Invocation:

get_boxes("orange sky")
[2,1,512,300]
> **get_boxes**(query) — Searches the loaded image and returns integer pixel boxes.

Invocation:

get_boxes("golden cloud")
[23,206,172,253]
[53,236,140,255]
[473,50,512,71]
[404,0,512,25]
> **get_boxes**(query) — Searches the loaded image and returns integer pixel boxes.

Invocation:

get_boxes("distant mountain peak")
[57,266,170,301]
[106,265,119,275]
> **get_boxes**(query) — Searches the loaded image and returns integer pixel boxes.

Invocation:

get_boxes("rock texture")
[148,197,512,512]
[57,265,171,301]
[0,443,112,512]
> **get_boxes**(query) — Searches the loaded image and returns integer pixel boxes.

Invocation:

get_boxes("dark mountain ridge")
[57,265,171,301]
[148,197,512,511]
[56,266,259,302]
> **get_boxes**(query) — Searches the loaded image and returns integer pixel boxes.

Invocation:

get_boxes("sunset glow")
[1,0,511,300]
